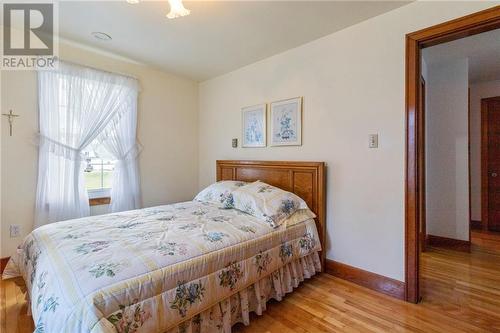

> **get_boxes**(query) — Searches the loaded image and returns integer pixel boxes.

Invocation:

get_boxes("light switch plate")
[369,134,378,148]
[10,224,20,238]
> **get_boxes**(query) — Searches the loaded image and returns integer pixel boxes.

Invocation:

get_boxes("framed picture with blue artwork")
[242,104,266,148]
[270,97,302,146]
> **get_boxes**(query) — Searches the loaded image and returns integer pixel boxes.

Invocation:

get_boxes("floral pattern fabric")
[6,200,320,333]
[107,299,151,333]
[165,252,321,333]
[194,181,246,207]
[231,181,311,228]
[218,262,244,291]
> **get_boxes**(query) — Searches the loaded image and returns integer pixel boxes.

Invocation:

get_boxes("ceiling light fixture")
[166,0,190,19]
[91,32,112,41]
[125,0,190,19]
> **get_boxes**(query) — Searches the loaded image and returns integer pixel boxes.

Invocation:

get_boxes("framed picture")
[270,97,302,146]
[242,104,266,147]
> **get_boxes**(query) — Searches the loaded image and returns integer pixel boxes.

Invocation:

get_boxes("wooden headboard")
[216,160,326,268]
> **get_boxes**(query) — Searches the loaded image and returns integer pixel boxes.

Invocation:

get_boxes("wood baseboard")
[470,220,482,230]
[324,259,405,300]
[426,234,471,252]
[1,257,10,275]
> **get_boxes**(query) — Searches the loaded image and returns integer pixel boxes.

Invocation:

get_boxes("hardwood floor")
[1,277,32,333]
[2,230,500,333]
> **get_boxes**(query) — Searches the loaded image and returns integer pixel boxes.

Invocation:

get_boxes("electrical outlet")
[10,224,20,238]
[232,138,238,148]
[369,134,378,148]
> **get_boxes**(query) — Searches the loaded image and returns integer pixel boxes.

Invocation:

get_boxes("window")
[36,62,140,226]
[57,78,117,200]
[83,147,115,199]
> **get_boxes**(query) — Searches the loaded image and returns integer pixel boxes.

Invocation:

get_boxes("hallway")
[419,230,500,332]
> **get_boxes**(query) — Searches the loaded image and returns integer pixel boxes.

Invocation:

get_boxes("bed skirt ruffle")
[166,251,321,333]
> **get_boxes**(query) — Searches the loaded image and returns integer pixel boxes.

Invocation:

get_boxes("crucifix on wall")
[2,110,20,136]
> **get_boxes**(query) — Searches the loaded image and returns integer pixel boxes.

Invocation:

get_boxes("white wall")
[1,42,199,258]
[90,205,110,216]
[470,79,500,222]
[425,58,470,241]
[198,1,498,281]
[422,58,429,83]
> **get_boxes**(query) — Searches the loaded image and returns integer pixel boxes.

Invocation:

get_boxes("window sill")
[89,197,111,206]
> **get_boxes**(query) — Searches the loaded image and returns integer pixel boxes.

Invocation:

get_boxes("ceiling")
[58,1,410,81]
[422,28,500,84]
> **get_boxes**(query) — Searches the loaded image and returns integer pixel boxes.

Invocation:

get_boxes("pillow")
[232,181,310,228]
[283,209,316,228]
[194,181,246,208]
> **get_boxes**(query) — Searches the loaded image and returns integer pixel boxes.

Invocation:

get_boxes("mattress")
[8,200,321,333]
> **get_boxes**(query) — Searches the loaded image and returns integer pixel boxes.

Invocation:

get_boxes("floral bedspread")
[11,201,321,333]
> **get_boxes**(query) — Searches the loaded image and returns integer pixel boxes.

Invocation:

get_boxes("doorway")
[482,96,500,232]
[405,6,500,303]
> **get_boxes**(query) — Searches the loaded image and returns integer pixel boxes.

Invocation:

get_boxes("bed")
[5,160,326,333]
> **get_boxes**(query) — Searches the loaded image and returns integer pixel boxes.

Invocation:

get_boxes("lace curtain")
[35,61,141,228]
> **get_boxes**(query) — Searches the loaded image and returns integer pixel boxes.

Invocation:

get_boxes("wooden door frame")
[405,6,500,303]
[418,76,426,253]
[481,96,500,232]
[468,88,472,236]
